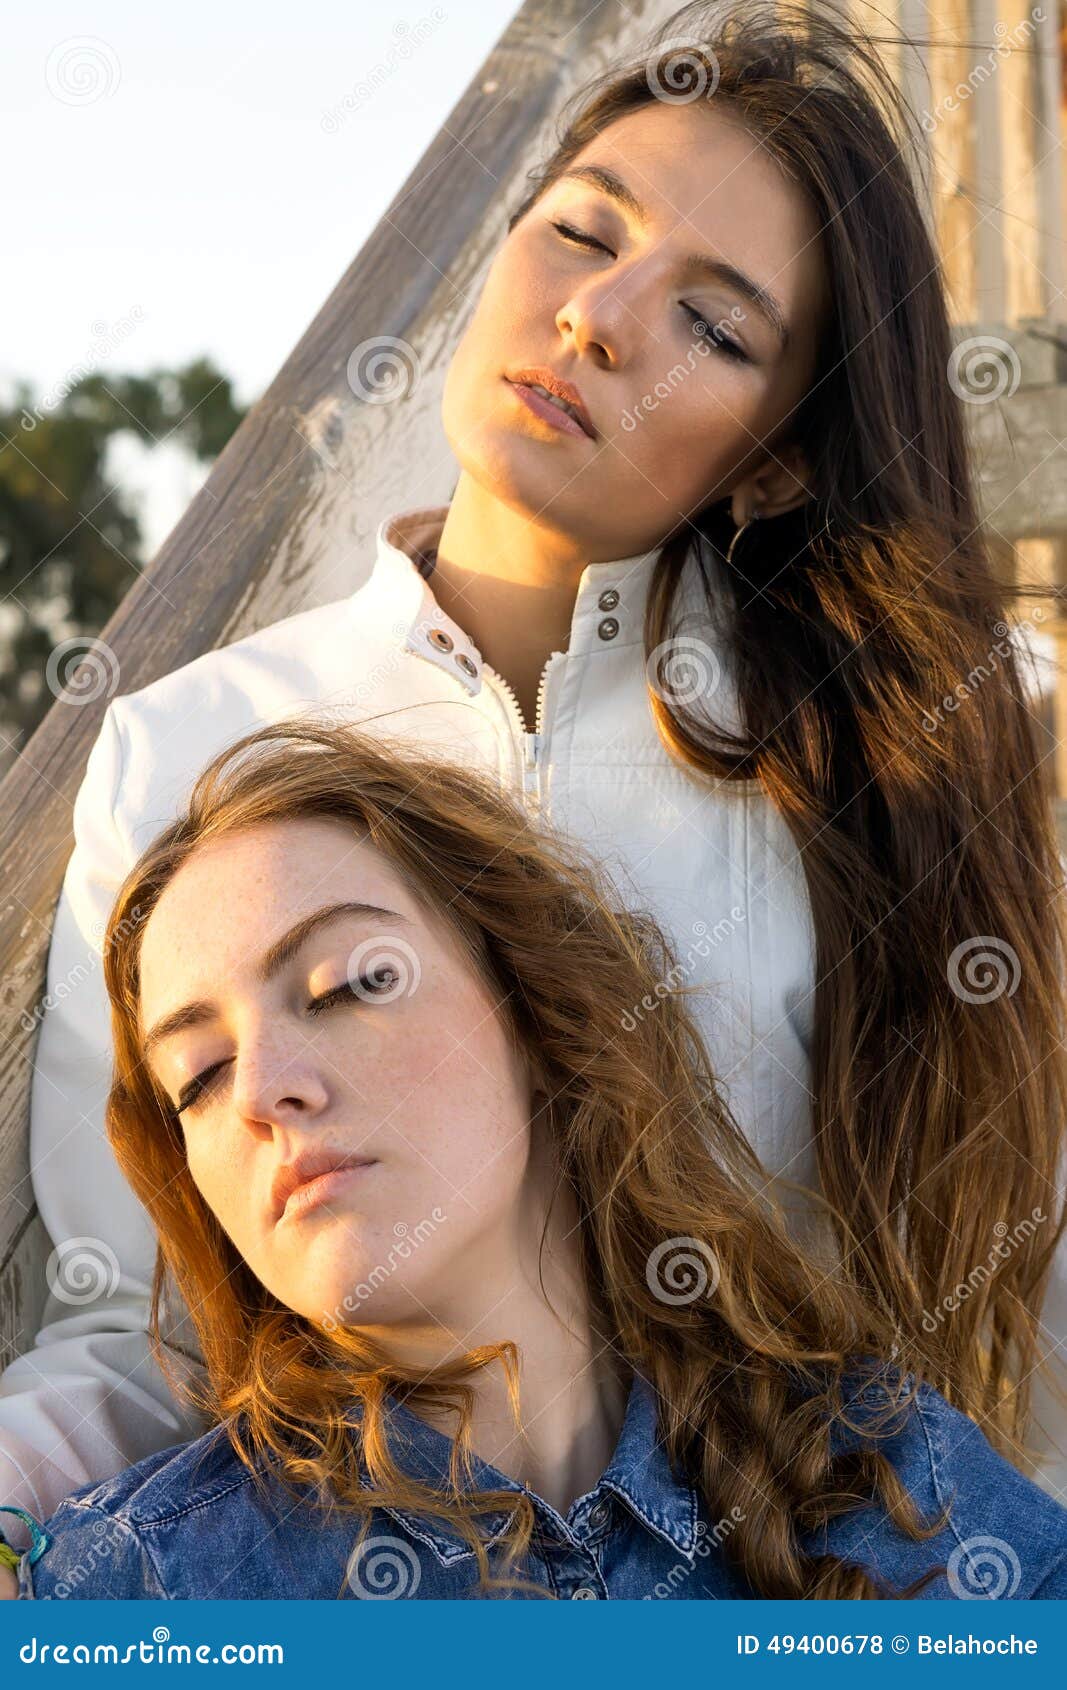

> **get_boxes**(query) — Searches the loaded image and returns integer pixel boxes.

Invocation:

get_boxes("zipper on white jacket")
[483,653,560,808]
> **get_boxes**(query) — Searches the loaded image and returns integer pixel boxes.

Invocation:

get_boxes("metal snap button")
[588,1500,611,1531]
[571,1585,599,1599]
[597,588,619,611]
[597,617,619,641]
[428,628,454,653]
[455,653,477,678]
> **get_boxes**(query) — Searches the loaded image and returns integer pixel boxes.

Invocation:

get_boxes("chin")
[291,1254,428,1334]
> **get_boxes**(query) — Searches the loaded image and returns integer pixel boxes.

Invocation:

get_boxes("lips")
[270,1148,377,1222]
[504,367,597,439]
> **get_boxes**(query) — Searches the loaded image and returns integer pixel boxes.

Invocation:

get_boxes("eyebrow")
[557,163,790,352]
[142,901,413,1057]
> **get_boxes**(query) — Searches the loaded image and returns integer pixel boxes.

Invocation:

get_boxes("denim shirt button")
[597,588,619,611]
[588,1500,611,1531]
[597,617,619,641]
[571,1585,599,1598]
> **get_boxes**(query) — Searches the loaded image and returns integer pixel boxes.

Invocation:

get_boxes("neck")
[429,476,594,729]
[358,1132,631,1514]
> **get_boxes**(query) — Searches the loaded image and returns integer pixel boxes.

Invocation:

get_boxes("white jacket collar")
[367,503,704,699]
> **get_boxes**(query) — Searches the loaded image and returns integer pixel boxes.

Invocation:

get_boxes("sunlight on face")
[442,97,827,557]
[138,817,536,1335]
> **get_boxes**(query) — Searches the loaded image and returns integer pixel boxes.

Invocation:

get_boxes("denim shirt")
[15,1372,1067,1600]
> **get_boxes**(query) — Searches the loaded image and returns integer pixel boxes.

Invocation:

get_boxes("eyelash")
[549,220,749,363]
[173,972,396,1116]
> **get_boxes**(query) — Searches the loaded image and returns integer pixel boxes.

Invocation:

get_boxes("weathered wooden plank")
[0,1215,50,1377]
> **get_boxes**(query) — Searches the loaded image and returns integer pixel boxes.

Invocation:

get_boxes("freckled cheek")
[376,1036,530,1188]
[183,1136,259,1245]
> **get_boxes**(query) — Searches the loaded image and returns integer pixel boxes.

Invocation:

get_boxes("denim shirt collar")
[353,1370,702,1568]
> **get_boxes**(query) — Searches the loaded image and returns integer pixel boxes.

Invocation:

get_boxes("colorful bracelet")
[0,1507,51,1568]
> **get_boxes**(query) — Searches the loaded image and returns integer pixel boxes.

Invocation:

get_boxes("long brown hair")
[104,715,938,1600]
[506,0,1067,1453]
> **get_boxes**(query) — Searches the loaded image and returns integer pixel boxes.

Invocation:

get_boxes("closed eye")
[551,218,613,255]
[549,220,749,363]
[172,970,399,1115]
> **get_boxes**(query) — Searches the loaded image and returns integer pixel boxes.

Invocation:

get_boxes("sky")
[4,1,519,549]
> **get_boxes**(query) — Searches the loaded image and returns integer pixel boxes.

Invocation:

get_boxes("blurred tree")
[0,358,246,754]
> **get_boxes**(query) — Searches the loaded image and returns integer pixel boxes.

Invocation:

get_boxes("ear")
[729,441,814,526]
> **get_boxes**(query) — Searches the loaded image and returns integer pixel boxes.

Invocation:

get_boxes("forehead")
[137,818,421,1020]
[563,98,827,316]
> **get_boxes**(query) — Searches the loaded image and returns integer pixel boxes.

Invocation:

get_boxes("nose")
[554,250,656,370]
[229,1027,330,1135]
[555,271,631,370]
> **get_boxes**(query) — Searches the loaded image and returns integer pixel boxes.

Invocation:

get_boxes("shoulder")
[821,1380,1067,1598]
[111,573,393,744]
[91,564,417,851]
[28,1427,256,1599]
[56,1422,254,1527]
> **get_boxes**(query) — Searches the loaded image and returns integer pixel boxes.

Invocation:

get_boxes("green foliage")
[0,358,246,751]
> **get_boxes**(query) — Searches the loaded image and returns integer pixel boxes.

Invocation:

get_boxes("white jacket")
[3,504,1063,1525]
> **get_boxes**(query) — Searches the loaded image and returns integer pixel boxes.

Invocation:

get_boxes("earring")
[726,507,763,568]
